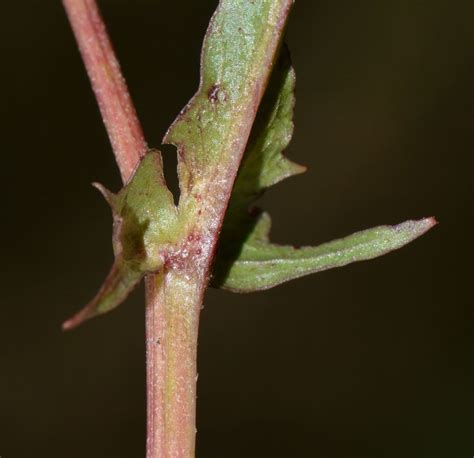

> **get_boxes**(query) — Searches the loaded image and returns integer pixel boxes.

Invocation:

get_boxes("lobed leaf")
[213,50,436,291]
[228,46,305,211]
[63,151,178,329]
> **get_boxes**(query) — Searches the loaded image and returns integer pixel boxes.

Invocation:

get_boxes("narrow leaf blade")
[217,217,437,292]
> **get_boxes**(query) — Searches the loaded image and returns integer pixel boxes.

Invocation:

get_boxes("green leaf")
[215,47,304,248]
[63,150,178,330]
[216,215,437,292]
[228,46,305,212]
[212,50,436,291]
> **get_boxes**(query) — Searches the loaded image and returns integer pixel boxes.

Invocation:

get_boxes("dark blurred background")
[1,1,472,457]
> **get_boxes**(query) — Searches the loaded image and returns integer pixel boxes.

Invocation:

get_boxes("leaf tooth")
[267,155,307,187]
[92,182,118,209]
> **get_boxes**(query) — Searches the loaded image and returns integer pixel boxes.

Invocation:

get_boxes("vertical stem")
[62,1,201,456]
[146,272,202,458]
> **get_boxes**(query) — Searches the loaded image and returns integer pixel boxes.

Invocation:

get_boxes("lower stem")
[145,270,203,458]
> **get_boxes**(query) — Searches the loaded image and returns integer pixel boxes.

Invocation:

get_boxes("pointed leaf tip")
[393,217,437,237]
[92,182,117,208]
[62,262,144,330]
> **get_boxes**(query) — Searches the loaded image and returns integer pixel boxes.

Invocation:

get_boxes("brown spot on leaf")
[208,83,226,104]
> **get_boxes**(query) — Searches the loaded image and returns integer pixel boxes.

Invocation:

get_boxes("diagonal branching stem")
[63,1,199,456]
[62,0,147,182]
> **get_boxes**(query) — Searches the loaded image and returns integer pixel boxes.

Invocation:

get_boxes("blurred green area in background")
[0,1,472,457]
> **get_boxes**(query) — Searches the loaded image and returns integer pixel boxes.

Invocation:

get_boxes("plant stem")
[62,0,201,456]
[146,271,202,458]
[62,0,147,183]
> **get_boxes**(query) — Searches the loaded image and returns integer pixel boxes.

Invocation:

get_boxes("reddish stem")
[62,0,147,183]
[145,272,202,458]
[62,1,196,457]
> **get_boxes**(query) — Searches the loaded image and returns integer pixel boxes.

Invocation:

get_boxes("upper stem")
[62,0,147,183]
